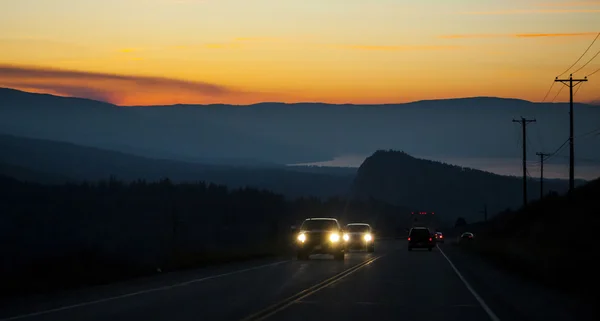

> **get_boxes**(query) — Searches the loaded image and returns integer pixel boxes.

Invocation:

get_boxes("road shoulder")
[439,243,597,321]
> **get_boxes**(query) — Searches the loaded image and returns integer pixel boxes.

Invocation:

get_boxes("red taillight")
[440,235,443,238]
[407,237,411,241]
[429,237,432,241]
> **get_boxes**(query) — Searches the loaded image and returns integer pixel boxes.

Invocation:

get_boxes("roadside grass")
[0,241,292,301]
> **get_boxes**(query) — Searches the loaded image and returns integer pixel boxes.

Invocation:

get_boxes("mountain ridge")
[0,87,581,108]
[2,87,599,168]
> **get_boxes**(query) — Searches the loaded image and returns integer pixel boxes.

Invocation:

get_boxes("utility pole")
[536,152,550,199]
[555,74,587,192]
[479,204,488,222]
[513,117,536,207]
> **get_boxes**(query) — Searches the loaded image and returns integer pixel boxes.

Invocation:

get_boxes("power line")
[587,66,600,77]
[532,138,570,165]
[554,155,600,163]
[558,32,600,77]
[550,85,564,102]
[541,82,556,102]
[574,82,585,97]
[572,48,600,75]
[577,127,600,138]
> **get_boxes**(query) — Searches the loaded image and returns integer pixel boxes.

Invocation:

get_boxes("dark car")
[345,223,375,252]
[296,218,347,260]
[434,231,445,243]
[408,227,435,251]
[458,232,474,244]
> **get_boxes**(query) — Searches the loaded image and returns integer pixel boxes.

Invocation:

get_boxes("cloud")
[170,37,288,51]
[459,8,600,14]
[118,48,143,53]
[536,1,600,7]
[515,32,599,37]
[5,82,121,103]
[439,32,598,39]
[330,44,461,51]
[0,64,251,105]
[233,37,283,42]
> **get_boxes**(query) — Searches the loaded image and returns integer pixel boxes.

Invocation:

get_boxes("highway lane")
[5,239,556,321]
[0,242,386,321]
[256,243,496,321]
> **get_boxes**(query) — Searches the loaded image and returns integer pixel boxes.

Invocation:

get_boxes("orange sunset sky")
[1,0,600,106]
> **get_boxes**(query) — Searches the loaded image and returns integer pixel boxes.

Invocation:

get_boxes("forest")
[0,175,407,298]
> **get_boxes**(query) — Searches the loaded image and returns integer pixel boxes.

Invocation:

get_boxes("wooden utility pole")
[513,117,536,207]
[536,152,551,199]
[479,204,488,222]
[554,75,587,192]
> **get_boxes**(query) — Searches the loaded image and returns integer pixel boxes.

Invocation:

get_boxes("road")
[0,240,583,321]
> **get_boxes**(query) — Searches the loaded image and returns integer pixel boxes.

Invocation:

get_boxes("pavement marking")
[437,245,501,321]
[0,260,290,321]
[240,255,383,321]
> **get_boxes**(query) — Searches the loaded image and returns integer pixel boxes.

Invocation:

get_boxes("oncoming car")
[345,223,375,252]
[295,218,347,260]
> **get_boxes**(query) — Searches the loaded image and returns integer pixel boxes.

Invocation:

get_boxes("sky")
[1,0,600,105]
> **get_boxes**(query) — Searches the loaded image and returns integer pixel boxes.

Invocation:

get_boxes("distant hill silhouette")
[0,161,68,184]
[2,88,599,167]
[0,134,353,199]
[351,150,585,224]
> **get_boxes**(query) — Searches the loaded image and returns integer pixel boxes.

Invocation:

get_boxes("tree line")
[0,175,406,298]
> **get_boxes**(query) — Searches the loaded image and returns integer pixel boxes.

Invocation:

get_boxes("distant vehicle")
[434,231,445,243]
[408,227,435,251]
[458,232,474,244]
[345,223,375,252]
[296,218,348,260]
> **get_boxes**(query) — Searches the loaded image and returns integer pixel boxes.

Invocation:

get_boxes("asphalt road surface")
[0,240,576,321]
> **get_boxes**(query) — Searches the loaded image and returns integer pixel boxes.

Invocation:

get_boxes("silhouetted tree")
[455,217,467,227]
[0,174,406,298]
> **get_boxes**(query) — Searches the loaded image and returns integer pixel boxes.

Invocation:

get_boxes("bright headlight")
[297,233,306,242]
[343,233,350,241]
[329,233,340,242]
[364,233,372,242]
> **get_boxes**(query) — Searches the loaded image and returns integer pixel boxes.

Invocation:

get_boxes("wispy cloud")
[459,8,600,14]
[118,48,143,53]
[330,44,461,51]
[169,37,285,50]
[536,1,600,7]
[439,32,598,39]
[0,64,249,105]
[515,32,598,37]
[233,37,283,42]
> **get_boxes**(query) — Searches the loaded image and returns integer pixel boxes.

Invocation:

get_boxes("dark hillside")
[455,178,600,303]
[352,150,580,224]
[0,134,353,198]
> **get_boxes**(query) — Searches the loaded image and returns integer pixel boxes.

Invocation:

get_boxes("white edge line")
[0,260,290,321]
[437,245,501,321]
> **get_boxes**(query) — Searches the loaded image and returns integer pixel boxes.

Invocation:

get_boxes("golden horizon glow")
[1,0,600,105]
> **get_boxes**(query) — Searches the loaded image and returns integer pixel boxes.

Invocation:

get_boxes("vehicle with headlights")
[458,232,474,244]
[345,223,375,252]
[408,227,435,251]
[434,231,444,243]
[296,218,348,260]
